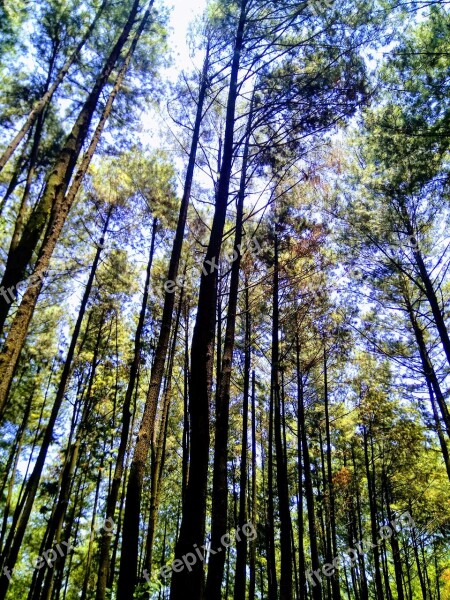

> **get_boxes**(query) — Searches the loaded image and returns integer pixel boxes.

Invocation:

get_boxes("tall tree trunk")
[267,344,278,599]
[0,0,147,346]
[27,391,82,600]
[182,298,190,505]
[398,205,450,369]
[143,286,184,577]
[363,428,383,599]
[414,247,450,369]
[7,28,61,257]
[351,444,369,600]
[383,471,405,600]
[404,293,450,439]
[402,291,450,479]
[0,3,151,417]
[296,381,307,600]
[7,95,49,263]
[95,217,158,600]
[80,463,103,600]
[319,426,332,600]
[296,335,322,600]
[0,211,110,598]
[206,89,253,600]
[0,381,34,553]
[0,0,108,173]
[272,229,293,600]
[249,369,257,600]
[38,315,105,600]
[59,468,87,600]
[0,141,31,217]
[380,537,393,600]
[169,4,247,597]
[412,528,427,600]
[233,277,251,600]
[117,43,211,599]
[324,349,341,599]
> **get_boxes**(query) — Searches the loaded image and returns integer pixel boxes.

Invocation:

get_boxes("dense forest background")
[0,0,449,598]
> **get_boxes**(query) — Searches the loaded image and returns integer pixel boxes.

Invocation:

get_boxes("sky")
[165,0,207,75]
[137,0,210,194]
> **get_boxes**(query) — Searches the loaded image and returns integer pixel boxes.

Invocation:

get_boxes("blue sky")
[166,0,207,76]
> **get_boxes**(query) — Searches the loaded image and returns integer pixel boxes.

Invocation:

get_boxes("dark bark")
[233,277,251,600]
[182,298,190,505]
[95,217,158,600]
[267,346,278,599]
[27,393,82,600]
[80,462,103,600]
[0,0,146,354]
[0,381,34,553]
[117,42,211,600]
[169,4,247,597]
[0,1,149,418]
[0,211,110,599]
[351,445,369,600]
[383,472,405,600]
[414,246,450,370]
[412,528,427,600]
[0,142,31,218]
[272,230,293,600]
[296,385,307,600]
[398,205,450,370]
[0,0,108,173]
[296,335,322,600]
[404,294,450,440]
[144,286,183,576]
[319,426,332,600]
[206,90,253,600]
[249,369,257,600]
[324,349,341,599]
[363,428,383,599]
[40,333,104,600]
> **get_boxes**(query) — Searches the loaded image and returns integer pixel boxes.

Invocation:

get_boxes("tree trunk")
[95,217,158,600]
[324,349,341,599]
[0,1,150,417]
[143,285,184,577]
[249,369,257,600]
[182,297,190,505]
[296,335,322,600]
[233,277,251,600]
[117,43,211,600]
[296,381,307,600]
[0,0,108,173]
[272,229,293,600]
[404,294,450,439]
[0,141,30,217]
[383,472,405,600]
[0,210,110,598]
[169,4,247,597]
[319,426,332,600]
[80,463,103,600]
[398,206,450,370]
[206,90,253,600]
[363,428,383,599]
[0,381,34,553]
[351,444,369,600]
[0,0,146,346]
